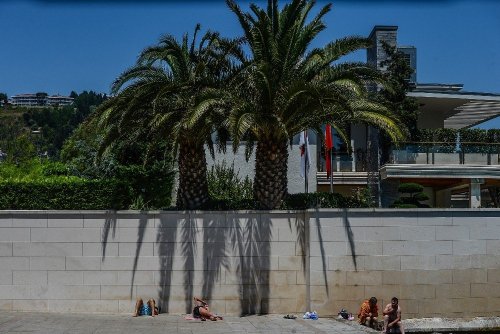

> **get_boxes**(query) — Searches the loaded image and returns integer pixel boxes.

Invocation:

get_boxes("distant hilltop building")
[9,93,74,107]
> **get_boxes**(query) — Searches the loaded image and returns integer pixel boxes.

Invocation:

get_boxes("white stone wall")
[206,132,317,194]
[0,209,499,318]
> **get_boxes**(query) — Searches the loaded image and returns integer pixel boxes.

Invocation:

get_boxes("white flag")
[299,131,311,178]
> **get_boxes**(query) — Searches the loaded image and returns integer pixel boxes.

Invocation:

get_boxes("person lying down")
[192,297,223,321]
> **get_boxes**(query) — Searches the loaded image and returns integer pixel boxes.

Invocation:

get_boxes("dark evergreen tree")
[379,42,419,140]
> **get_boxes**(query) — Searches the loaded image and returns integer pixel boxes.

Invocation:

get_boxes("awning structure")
[408,88,500,129]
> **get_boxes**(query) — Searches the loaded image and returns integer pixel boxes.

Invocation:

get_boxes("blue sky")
[1,0,499,124]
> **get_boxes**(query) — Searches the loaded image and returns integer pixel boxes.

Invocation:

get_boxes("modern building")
[208,25,500,208]
[10,93,74,107]
[47,94,74,106]
[317,25,500,208]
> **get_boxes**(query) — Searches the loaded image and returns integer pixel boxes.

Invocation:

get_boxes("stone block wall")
[0,209,499,318]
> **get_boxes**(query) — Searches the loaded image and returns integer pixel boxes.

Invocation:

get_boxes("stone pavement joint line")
[0,312,374,334]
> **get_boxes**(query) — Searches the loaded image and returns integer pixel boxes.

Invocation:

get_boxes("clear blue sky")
[1,0,499,124]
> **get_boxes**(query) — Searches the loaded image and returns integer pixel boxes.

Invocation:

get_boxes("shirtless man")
[382,297,404,334]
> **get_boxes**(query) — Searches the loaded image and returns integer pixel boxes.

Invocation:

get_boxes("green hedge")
[416,128,500,154]
[0,179,131,210]
[281,192,370,209]
[164,192,371,211]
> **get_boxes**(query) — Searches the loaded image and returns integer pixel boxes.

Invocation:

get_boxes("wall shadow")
[313,210,329,296]
[101,212,117,261]
[292,213,307,273]
[201,215,230,301]
[130,214,148,298]
[342,209,357,270]
[156,214,178,313]
[231,215,272,316]
[181,214,197,314]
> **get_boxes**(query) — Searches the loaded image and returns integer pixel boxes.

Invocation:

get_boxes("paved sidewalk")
[0,312,374,334]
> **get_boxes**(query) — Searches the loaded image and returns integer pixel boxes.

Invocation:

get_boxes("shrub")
[0,178,130,210]
[115,161,175,210]
[207,161,253,201]
[391,182,430,208]
[281,192,370,210]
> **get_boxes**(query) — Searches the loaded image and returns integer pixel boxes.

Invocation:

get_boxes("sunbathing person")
[133,297,158,317]
[193,297,223,321]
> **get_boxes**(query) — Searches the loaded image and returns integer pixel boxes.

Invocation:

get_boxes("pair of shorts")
[139,304,152,316]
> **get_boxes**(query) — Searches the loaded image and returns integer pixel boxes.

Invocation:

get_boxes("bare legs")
[148,299,157,317]
[383,315,404,334]
[197,306,222,321]
[193,298,222,321]
[364,316,377,329]
[133,298,143,317]
[133,298,157,317]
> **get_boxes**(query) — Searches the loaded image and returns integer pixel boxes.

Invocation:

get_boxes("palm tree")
[226,0,405,209]
[96,25,243,209]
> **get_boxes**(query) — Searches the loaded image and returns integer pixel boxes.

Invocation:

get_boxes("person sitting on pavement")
[382,297,405,334]
[193,297,223,321]
[357,296,378,329]
[133,297,158,317]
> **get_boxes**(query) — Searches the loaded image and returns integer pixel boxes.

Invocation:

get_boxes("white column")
[469,178,484,208]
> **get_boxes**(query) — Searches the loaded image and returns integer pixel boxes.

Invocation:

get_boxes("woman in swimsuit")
[193,297,223,321]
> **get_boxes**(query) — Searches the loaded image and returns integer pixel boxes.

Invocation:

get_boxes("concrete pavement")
[0,312,375,334]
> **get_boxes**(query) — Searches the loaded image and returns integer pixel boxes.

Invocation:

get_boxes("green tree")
[71,90,108,125]
[5,132,36,164]
[18,92,107,158]
[227,0,405,209]
[61,116,175,209]
[0,92,7,105]
[96,25,242,209]
[391,182,430,208]
[35,92,48,106]
[378,42,419,139]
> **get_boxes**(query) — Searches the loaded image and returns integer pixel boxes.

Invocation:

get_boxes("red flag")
[325,124,333,178]
[299,131,310,178]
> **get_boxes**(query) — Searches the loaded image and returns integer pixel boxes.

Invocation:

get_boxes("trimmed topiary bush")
[391,182,430,208]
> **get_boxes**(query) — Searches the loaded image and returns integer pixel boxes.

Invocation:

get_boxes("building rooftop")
[408,83,500,129]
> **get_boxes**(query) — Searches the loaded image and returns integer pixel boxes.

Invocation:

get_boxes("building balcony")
[390,142,500,165]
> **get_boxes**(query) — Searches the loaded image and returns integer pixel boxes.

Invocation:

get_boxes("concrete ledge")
[404,317,500,332]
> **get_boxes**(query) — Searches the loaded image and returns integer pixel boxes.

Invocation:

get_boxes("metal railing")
[317,142,500,174]
[390,142,500,165]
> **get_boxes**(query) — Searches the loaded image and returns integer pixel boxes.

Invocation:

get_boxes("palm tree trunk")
[253,138,288,209]
[176,141,209,210]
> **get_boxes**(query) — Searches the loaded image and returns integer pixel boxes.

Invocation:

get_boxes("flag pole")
[329,141,333,193]
[304,130,309,193]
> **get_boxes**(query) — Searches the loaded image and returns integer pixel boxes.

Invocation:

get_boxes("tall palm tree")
[227,0,405,209]
[96,25,243,209]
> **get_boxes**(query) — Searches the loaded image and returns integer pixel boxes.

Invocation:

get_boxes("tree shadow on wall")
[313,211,330,296]
[308,209,358,299]
[230,215,271,316]
[201,215,230,301]
[292,213,307,280]
[130,214,148,298]
[342,208,357,271]
[181,214,197,314]
[101,212,117,261]
[156,214,178,313]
